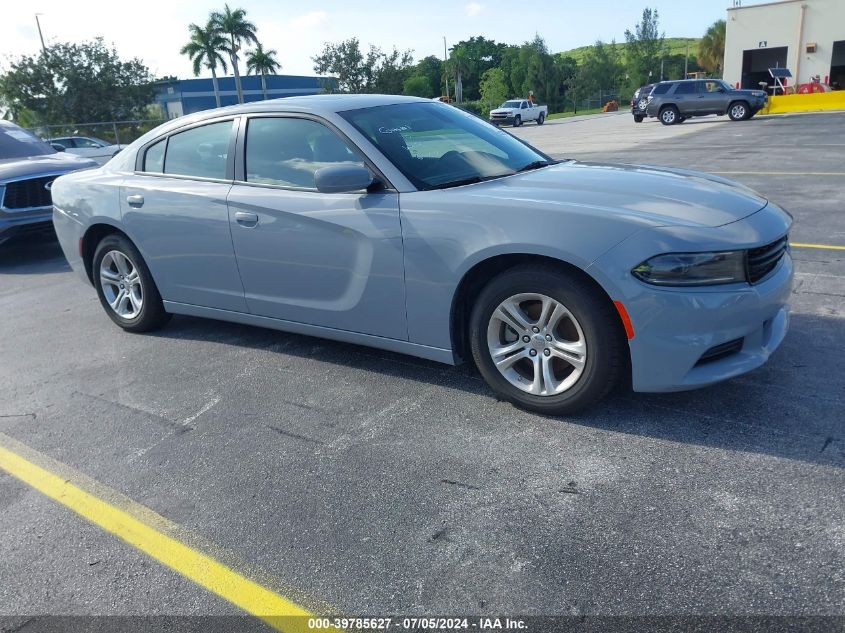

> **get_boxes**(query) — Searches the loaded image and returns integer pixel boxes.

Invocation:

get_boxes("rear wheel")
[537,112,545,125]
[470,265,626,415]
[659,106,679,125]
[93,234,170,332]
[513,114,522,127]
[728,101,750,121]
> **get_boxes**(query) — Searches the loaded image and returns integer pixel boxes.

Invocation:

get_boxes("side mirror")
[314,164,374,194]
[718,87,726,93]
[51,143,65,152]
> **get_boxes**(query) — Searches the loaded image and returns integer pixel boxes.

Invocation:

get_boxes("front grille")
[1,176,57,210]
[747,235,788,284]
[696,338,744,366]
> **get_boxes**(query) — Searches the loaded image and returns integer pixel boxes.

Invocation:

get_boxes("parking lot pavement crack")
[267,425,325,446]
[0,413,36,420]
[440,478,481,491]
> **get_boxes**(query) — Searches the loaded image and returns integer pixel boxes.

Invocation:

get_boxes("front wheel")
[470,266,627,415]
[728,101,749,121]
[93,234,171,332]
[537,112,545,125]
[513,115,522,127]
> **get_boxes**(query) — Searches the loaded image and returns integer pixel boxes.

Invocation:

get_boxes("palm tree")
[180,22,229,108]
[210,4,258,104]
[246,43,281,100]
[699,20,726,77]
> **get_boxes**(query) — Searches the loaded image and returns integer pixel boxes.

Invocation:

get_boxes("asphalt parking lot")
[2,111,844,629]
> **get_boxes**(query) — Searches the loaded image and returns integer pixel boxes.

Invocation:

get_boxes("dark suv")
[645,79,767,125]
[631,83,655,123]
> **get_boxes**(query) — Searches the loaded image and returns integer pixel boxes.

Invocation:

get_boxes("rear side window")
[244,117,364,189]
[674,82,696,95]
[651,83,671,95]
[144,139,166,172]
[163,121,232,179]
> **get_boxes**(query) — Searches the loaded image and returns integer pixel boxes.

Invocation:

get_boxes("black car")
[644,79,767,125]
[631,83,655,123]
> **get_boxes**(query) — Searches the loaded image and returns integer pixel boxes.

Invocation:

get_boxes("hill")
[558,37,701,64]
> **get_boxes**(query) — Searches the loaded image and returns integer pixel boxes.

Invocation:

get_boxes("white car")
[489,100,548,127]
[48,136,125,165]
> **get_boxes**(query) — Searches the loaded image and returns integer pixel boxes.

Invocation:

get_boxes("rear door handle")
[234,210,259,227]
[126,194,144,208]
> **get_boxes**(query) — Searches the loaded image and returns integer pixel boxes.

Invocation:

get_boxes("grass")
[558,37,700,64]
[547,108,605,120]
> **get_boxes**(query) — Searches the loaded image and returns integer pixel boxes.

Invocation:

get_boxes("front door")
[697,80,728,114]
[226,115,407,340]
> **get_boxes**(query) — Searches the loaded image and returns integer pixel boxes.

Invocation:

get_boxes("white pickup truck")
[488,99,548,127]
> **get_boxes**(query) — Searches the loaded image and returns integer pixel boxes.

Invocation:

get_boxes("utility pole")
[35,13,47,56]
[443,36,450,101]
[684,41,689,77]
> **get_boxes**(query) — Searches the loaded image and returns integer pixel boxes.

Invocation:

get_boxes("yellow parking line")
[790,242,845,251]
[0,432,323,633]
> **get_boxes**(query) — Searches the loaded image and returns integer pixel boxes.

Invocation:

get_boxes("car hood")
[0,152,99,181]
[461,161,768,228]
[490,108,518,114]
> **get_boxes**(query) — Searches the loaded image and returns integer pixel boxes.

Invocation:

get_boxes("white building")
[723,0,845,90]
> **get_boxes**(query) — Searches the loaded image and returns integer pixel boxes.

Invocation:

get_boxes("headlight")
[632,251,747,286]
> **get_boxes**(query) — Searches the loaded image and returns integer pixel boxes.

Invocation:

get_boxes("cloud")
[289,11,328,30]
[465,3,484,16]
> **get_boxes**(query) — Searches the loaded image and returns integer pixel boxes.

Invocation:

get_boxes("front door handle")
[234,210,259,227]
[126,194,144,208]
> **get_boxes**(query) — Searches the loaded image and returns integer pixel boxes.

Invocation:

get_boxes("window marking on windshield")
[378,125,412,134]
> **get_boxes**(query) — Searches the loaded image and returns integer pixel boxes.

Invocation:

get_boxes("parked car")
[631,83,655,122]
[645,79,768,125]
[51,95,792,415]
[48,136,126,165]
[489,99,548,126]
[0,121,98,245]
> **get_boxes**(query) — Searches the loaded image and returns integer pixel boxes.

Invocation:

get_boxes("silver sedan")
[51,95,792,414]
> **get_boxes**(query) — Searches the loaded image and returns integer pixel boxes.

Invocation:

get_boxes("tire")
[659,106,679,125]
[633,114,644,123]
[92,234,171,333]
[513,115,522,127]
[728,101,749,121]
[537,112,545,125]
[469,265,627,416]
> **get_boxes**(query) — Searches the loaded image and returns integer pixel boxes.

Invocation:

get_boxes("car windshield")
[340,102,550,190]
[0,123,56,159]
[501,100,523,108]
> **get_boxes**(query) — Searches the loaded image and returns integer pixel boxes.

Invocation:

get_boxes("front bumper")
[0,206,54,243]
[489,114,517,125]
[588,203,793,392]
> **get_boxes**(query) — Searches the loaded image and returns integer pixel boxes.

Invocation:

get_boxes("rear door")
[225,114,407,340]
[120,117,247,312]
[672,82,698,115]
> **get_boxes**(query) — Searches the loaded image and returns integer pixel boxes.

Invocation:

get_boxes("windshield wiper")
[515,160,553,173]
[424,176,489,191]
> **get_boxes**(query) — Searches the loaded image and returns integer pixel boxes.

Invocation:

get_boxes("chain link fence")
[27,119,166,145]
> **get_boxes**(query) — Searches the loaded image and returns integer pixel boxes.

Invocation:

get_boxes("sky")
[1,0,733,79]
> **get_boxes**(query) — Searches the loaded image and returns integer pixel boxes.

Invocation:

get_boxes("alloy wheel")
[99,250,143,319]
[486,293,587,396]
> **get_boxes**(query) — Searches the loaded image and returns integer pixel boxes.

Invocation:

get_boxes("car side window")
[651,83,671,95]
[244,117,364,190]
[521,102,528,109]
[51,139,73,149]
[163,121,232,180]
[75,137,103,148]
[702,81,722,93]
[143,138,166,172]
[674,82,696,95]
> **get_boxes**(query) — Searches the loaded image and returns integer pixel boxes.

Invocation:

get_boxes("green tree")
[447,36,508,100]
[371,47,415,95]
[246,43,281,100]
[403,75,433,97]
[698,20,726,76]
[0,38,154,125]
[210,4,258,104]
[180,21,229,108]
[578,40,624,106]
[410,55,444,97]
[313,38,371,93]
[624,8,664,89]
[479,67,508,112]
